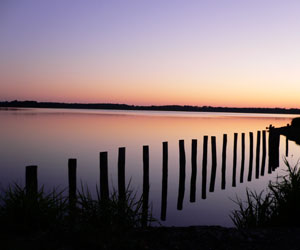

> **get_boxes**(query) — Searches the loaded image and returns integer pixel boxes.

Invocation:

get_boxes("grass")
[75,182,155,232]
[0,182,155,249]
[0,181,154,235]
[231,158,300,229]
[0,184,67,233]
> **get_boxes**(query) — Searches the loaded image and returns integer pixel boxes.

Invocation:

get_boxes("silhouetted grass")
[231,158,300,228]
[0,181,154,237]
[75,182,155,232]
[230,189,274,228]
[0,184,67,233]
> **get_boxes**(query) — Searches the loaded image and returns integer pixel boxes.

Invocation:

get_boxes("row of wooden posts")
[24,129,283,225]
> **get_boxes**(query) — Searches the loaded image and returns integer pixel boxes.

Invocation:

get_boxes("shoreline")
[2,225,300,250]
[1,100,300,115]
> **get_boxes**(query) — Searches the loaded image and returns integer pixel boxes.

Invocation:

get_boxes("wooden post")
[221,134,227,190]
[68,159,77,210]
[26,165,38,197]
[232,133,238,187]
[100,152,109,201]
[240,133,245,183]
[161,142,168,221]
[142,145,149,227]
[118,147,126,201]
[247,132,253,182]
[255,131,261,179]
[190,139,197,202]
[177,140,186,210]
[209,136,217,192]
[260,130,266,176]
[202,136,208,199]
[286,137,289,157]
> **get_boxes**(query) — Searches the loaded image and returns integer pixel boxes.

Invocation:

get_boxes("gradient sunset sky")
[1,0,300,108]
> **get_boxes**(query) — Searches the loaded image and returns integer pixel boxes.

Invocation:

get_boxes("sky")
[0,0,300,108]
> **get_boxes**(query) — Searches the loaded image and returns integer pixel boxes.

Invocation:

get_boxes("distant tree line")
[1,100,300,115]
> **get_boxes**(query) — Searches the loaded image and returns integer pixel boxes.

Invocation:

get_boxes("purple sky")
[1,0,300,107]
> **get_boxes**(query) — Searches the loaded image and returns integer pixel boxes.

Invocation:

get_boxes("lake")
[0,108,299,227]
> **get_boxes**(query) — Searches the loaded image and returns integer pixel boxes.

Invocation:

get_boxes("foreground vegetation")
[2,158,300,249]
[0,183,154,249]
[231,158,300,229]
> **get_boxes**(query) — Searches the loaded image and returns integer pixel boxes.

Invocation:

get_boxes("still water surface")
[0,108,299,227]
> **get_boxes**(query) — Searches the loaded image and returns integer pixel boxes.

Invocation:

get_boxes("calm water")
[0,108,299,227]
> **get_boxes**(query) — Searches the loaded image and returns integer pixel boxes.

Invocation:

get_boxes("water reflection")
[261,131,266,176]
[0,109,299,227]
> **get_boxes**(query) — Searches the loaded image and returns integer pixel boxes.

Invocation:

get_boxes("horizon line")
[1,100,300,112]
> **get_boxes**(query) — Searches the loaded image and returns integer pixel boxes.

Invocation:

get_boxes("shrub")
[231,158,300,228]
[291,117,300,128]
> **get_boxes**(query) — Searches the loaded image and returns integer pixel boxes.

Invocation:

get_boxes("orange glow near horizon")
[1,76,300,109]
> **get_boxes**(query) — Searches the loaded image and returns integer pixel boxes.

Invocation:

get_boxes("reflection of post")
[255,131,261,179]
[268,128,280,172]
[232,133,238,187]
[209,136,217,192]
[268,129,273,174]
[118,147,126,201]
[261,130,266,176]
[142,145,150,227]
[286,137,289,157]
[161,142,168,221]
[221,134,227,190]
[274,132,280,170]
[190,139,197,202]
[202,136,208,199]
[177,140,186,210]
[247,132,253,182]
[68,159,77,211]
[240,133,245,183]
[100,152,109,200]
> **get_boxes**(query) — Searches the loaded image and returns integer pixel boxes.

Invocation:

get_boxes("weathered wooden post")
[26,165,38,197]
[118,147,126,201]
[190,139,197,202]
[161,142,168,221]
[286,137,289,157]
[100,152,109,201]
[221,134,227,190]
[232,133,238,187]
[202,136,208,199]
[255,131,261,179]
[209,136,217,192]
[68,159,77,211]
[247,132,253,182]
[142,145,149,227]
[260,130,266,176]
[240,133,245,183]
[177,140,186,210]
